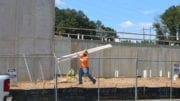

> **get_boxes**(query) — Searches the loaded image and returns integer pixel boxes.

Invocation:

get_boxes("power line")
[55,26,180,39]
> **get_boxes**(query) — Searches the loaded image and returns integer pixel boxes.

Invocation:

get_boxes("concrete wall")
[0,0,54,55]
[56,37,180,78]
[0,0,54,81]
[0,36,179,81]
[54,37,71,75]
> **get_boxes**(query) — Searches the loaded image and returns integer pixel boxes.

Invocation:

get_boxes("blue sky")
[55,0,179,36]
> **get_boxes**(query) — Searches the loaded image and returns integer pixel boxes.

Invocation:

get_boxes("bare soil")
[10,77,180,90]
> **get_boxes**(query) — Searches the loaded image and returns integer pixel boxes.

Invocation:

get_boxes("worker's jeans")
[78,67,95,84]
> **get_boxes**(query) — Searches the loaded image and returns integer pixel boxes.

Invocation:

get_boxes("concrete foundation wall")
[56,38,180,78]
[0,0,54,55]
[0,0,54,81]
[0,36,179,81]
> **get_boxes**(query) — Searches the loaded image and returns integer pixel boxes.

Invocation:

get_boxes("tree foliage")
[153,5,180,45]
[55,7,117,40]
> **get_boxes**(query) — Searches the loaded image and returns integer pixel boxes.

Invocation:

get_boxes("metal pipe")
[23,54,32,82]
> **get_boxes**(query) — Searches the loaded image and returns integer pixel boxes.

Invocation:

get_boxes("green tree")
[95,20,117,41]
[153,5,180,45]
[153,22,169,45]
[101,26,117,41]
[161,6,180,41]
[55,7,117,40]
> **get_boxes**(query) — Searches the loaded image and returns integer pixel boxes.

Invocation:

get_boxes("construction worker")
[78,50,96,84]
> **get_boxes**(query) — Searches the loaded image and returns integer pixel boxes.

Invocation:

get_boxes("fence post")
[53,53,58,101]
[98,57,100,101]
[135,58,138,101]
[170,61,172,101]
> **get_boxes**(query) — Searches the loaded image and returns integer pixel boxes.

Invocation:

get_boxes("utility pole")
[142,26,152,42]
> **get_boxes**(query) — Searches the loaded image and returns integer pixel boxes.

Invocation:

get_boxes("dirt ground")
[10,77,180,90]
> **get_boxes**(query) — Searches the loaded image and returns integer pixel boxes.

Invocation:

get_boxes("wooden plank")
[59,44,112,61]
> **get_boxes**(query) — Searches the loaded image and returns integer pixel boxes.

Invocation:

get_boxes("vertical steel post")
[53,53,58,101]
[135,58,138,101]
[54,58,58,101]
[170,61,172,101]
[98,57,100,101]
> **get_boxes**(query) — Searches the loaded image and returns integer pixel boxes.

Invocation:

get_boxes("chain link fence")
[0,55,177,100]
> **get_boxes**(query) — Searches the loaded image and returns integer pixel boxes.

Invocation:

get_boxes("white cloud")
[120,20,134,28]
[117,21,155,40]
[55,0,65,8]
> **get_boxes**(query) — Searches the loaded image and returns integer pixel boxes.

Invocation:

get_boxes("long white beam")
[59,44,112,61]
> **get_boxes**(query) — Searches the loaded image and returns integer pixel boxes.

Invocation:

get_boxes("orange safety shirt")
[80,56,89,68]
